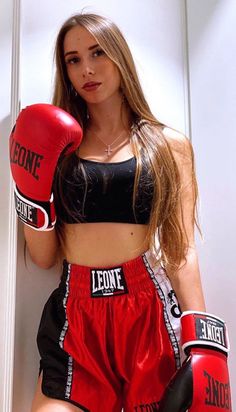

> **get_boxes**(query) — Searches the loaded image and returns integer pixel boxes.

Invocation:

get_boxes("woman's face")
[63,25,122,104]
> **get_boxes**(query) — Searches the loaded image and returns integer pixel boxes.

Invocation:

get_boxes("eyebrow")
[64,43,99,58]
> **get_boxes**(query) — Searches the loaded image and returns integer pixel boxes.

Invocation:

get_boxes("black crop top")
[54,152,154,224]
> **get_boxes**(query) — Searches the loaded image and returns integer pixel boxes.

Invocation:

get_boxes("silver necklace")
[87,128,128,157]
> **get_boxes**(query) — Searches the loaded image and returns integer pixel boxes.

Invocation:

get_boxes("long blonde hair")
[52,12,199,273]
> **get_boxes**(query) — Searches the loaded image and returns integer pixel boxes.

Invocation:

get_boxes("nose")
[82,63,95,77]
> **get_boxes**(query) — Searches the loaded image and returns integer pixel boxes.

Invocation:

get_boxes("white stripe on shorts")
[143,250,185,368]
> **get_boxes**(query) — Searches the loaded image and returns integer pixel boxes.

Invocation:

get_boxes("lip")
[82,82,102,91]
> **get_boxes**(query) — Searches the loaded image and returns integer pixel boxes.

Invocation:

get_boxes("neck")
[86,93,132,135]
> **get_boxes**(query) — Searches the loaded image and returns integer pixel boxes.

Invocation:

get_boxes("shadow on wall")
[0,114,12,257]
[186,0,225,53]
[0,114,12,199]
[13,225,61,412]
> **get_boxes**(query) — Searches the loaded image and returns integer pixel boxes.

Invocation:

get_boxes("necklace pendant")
[105,146,113,156]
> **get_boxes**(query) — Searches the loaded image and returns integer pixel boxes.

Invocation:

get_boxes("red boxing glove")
[159,311,232,411]
[9,103,83,230]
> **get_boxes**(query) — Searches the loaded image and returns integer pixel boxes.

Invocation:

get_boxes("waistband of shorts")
[59,250,159,298]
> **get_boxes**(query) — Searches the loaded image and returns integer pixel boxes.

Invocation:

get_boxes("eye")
[65,56,80,65]
[93,48,105,57]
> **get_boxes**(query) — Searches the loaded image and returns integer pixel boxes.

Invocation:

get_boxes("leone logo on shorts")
[90,267,128,297]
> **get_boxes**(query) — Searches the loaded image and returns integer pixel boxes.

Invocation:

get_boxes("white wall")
[0,0,12,362]
[1,0,235,410]
[0,0,17,410]
[187,0,236,407]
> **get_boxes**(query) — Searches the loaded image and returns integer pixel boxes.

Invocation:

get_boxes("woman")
[20,12,214,412]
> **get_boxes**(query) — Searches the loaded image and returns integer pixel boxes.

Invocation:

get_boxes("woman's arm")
[163,127,206,312]
[159,128,231,411]
[24,225,60,269]
[168,246,205,312]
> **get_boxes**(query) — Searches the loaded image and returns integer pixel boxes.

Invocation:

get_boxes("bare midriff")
[61,138,150,266]
[62,222,150,267]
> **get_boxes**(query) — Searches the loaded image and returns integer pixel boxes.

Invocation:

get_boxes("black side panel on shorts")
[37,284,71,399]
[36,264,90,411]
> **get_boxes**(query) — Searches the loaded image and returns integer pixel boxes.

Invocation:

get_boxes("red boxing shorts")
[37,250,183,411]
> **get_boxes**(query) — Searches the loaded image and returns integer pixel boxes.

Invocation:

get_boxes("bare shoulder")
[162,126,191,150]
[162,126,193,163]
